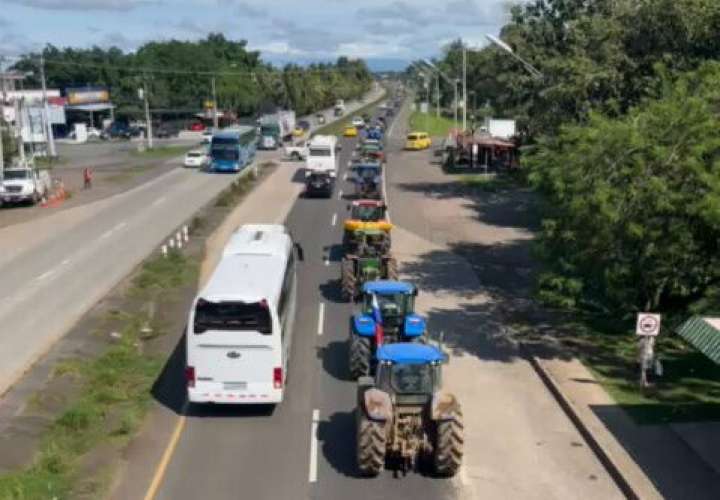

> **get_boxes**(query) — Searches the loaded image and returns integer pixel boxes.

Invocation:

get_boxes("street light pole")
[39,54,56,158]
[211,76,218,130]
[462,44,467,131]
[435,73,440,118]
[141,79,153,149]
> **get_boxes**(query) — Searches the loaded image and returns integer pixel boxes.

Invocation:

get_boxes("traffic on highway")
[3,2,720,500]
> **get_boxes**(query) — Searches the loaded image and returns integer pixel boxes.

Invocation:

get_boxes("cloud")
[268,17,344,54]
[236,1,266,18]
[97,31,141,50]
[4,0,158,10]
[173,18,208,35]
[356,1,429,25]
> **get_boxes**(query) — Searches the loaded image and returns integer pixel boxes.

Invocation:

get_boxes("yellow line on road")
[143,410,187,500]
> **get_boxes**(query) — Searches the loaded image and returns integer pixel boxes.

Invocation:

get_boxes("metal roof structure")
[376,343,445,364]
[676,316,720,365]
[362,280,415,295]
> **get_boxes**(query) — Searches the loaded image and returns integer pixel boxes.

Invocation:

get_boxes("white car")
[201,129,214,144]
[1,167,52,204]
[351,116,365,128]
[184,149,209,168]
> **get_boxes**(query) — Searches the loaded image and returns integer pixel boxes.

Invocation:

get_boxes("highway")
[153,104,456,500]
[0,89,382,398]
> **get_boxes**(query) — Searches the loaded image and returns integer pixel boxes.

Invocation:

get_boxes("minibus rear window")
[407,134,418,140]
[194,300,272,334]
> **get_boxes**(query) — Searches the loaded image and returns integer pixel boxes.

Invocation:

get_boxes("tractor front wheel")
[349,335,372,378]
[433,409,464,477]
[341,258,357,301]
[357,410,386,476]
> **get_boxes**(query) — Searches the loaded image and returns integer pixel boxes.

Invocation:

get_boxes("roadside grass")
[131,145,193,159]
[214,168,259,207]
[105,164,153,183]
[34,156,67,169]
[0,251,195,500]
[518,314,720,425]
[312,91,387,137]
[409,110,457,137]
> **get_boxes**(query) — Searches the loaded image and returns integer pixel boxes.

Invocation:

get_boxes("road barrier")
[41,180,67,209]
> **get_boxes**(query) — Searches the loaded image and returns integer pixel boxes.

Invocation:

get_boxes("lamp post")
[421,60,460,129]
[485,34,543,79]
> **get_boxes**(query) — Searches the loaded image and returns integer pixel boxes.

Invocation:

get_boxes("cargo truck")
[258,110,296,150]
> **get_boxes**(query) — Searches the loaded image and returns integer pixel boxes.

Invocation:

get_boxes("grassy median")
[131,144,194,159]
[409,110,457,137]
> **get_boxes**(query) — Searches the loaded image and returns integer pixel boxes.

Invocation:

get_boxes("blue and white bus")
[209,126,257,173]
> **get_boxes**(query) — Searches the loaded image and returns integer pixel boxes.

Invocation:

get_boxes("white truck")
[304,135,338,178]
[485,118,517,140]
[259,110,296,150]
[1,166,52,205]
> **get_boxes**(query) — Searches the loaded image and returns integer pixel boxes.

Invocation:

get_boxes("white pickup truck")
[1,167,52,205]
[284,140,308,161]
[305,135,338,178]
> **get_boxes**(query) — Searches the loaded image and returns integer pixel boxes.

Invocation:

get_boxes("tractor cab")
[354,281,425,342]
[375,343,445,401]
[351,201,386,222]
[349,163,383,199]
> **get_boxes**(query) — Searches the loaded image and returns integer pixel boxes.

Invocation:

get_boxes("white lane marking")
[331,213,337,226]
[317,302,325,336]
[60,258,71,267]
[100,221,128,240]
[33,269,57,282]
[338,189,343,200]
[151,196,166,207]
[309,409,320,483]
[347,160,352,167]
[324,258,330,267]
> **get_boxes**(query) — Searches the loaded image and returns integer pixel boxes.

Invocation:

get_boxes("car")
[343,125,358,137]
[292,126,305,137]
[351,116,365,128]
[184,148,209,168]
[189,122,205,131]
[304,171,334,198]
[298,120,311,131]
[315,113,326,125]
[201,129,214,144]
[405,131,432,150]
[154,124,176,138]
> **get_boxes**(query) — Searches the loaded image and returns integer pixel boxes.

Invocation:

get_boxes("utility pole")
[14,97,25,165]
[435,73,440,118]
[454,79,459,129]
[462,43,468,131]
[141,77,153,149]
[0,120,4,179]
[211,76,218,130]
[39,54,56,158]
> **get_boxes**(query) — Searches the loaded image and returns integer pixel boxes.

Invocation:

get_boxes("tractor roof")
[377,343,445,365]
[363,280,415,294]
[352,199,385,207]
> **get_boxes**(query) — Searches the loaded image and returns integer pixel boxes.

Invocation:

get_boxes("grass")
[312,91,388,137]
[105,164,153,183]
[409,110,458,137]
[131,145,193,159]
[0,252,196,500]
[525,315,720,425]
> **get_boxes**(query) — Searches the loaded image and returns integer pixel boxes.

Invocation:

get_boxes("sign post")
[636,313,661,387]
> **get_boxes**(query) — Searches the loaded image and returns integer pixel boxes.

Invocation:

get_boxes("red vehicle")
[189,122,205,131]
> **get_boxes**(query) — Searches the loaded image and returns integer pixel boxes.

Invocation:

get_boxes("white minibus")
[186,224,300,404]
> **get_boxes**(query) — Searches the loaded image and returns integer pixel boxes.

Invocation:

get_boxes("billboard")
[66,87,110,105]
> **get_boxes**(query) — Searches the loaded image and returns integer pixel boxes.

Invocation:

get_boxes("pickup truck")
[1,167,52,205]
[284,140,308,161]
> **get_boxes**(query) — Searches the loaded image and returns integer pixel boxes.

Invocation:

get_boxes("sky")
[0,0,513,70]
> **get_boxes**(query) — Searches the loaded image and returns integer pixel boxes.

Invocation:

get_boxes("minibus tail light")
[273,367,283,389]
[185,366,196,388]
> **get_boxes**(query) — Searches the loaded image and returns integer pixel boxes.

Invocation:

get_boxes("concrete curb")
[522,346,640,500]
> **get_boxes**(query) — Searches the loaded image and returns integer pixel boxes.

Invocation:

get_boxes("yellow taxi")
[343,125,358,137]
[292,126,305,137]
[405,131,431,150]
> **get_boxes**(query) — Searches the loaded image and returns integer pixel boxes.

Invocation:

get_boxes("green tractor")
[341,229,398,301]
[356,343,464,476]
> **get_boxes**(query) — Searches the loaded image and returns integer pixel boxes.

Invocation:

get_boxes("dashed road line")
[331,213,337,226]
[338,189,343,200]
[317,302,325,336]
[309,409,320,483]
[100,221,128,240]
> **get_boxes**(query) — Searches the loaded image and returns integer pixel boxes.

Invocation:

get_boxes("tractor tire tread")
[433,409,464,477]
[349,335,372,378]
[357,413,386,476]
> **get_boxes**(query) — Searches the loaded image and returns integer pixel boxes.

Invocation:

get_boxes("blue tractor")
[349,281,426,378]
[356,343,464,476]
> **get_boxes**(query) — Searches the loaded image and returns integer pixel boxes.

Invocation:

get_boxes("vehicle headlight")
[23,184,34,193]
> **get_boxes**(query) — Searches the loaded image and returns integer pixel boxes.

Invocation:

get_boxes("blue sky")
[0,0,512,69]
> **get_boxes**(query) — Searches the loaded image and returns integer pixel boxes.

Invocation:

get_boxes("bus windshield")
[211,146,239,161]
[194,299,272,334]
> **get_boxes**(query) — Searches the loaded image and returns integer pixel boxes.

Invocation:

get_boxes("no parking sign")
[636,313,661,336]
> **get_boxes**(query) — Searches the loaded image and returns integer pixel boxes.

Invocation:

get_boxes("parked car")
[189,122,205,131]
[154,124,177,138]
[1,167,52,205]
[184,148,209,168]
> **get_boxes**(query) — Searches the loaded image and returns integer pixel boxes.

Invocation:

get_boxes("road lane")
[0,88,383,398]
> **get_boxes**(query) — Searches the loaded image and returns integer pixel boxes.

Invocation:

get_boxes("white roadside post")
[183,225,189,242]
[636,313,662,387]
[161,244,168,257]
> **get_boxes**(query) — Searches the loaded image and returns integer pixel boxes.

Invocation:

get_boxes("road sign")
[636,313,661,336]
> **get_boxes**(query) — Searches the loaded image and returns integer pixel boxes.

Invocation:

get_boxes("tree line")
[425,0,720,317]
[11,33,373,118]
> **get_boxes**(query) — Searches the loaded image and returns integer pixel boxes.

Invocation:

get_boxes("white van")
[186,224,300,405]
[305,134,338,178]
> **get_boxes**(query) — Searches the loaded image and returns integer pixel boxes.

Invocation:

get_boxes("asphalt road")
[153,101,455,500]
[0,90,382,398]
